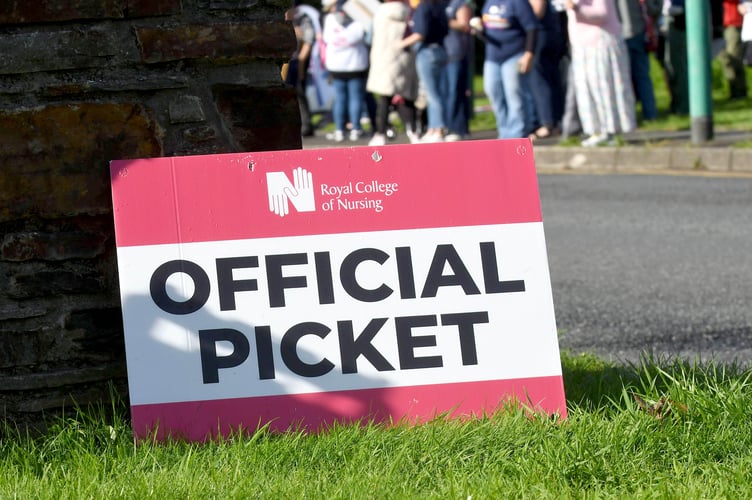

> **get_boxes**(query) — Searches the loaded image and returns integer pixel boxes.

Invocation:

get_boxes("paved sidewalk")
[302,128,752,176]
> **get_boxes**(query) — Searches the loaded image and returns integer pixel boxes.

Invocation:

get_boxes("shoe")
[349,129,364,141]
[368,133,387,146]
[326,130,345,142]
[580,134,607,147]
[420,132,444,143]
[444,133,462,142]
[528,126,560,142]
[406,129,420,144]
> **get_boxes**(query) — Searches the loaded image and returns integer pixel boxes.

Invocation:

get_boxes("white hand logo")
[266,167,316,217]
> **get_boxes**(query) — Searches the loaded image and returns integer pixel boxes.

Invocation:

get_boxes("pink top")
[566,0,623,47]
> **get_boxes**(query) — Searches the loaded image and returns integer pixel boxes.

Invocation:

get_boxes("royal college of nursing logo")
[267,166,399,216]
[266,167,316,217]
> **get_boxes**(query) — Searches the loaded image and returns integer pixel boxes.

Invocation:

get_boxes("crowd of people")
[285,0,750,147]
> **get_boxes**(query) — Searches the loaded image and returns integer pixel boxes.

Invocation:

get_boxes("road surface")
[539,172,752,366]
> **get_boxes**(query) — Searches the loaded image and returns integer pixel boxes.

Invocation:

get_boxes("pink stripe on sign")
[110,140,541,247]
[130,375,566,441]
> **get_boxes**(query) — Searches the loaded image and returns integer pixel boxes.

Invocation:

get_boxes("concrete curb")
[534,145,752,175]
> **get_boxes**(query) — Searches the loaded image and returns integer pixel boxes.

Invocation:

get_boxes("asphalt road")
[539,172,752,366]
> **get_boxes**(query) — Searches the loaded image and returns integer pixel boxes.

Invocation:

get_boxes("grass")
[3,353,752,498]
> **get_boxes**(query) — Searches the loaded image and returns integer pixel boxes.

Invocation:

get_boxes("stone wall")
[0,0,299,425]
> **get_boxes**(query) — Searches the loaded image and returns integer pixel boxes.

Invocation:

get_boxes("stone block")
[212,84,301,152]
[0,328,58,368]
[169,95,206,123]
[136,21,295,64]
[125,0,182,17]
[0,27,136,75]
[614,146,672,172]
[0,300,49,322]
[534,147,618,172]
[0,1,124,24]
[9,267,105,299]
[0,103,162,223]
[0,0,180,24]
[2,230,108,262]
[670,147,732,172]
[199,0,259,8]
[730,149,752,173]
[1,363,126,391]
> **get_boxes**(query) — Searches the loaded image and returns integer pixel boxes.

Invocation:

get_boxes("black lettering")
[340,248,393,302]
[421,244,481,298]
[441,311,489,366]
[395,246,416,299]
[395,315,443,369]
[280,322,335,377]
[150,260,210,315]
[480,242,526,293]
[216,256,259,311]
[314,251,335,305]
[254,326,276,380]
[338,318,395,374]
[266,253,308,307]
[199,328,250,384]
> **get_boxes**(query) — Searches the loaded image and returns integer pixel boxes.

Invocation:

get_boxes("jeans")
[483,54,528,139]
[625,34,657,120]
[530,29,564,128]
[332,76,366,132]
[415,44,448,130]
[445,57,470,136]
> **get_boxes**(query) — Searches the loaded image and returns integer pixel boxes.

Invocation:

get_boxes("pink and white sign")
[110,140,566,441]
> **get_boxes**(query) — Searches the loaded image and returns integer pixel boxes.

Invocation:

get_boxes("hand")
[266,167,315,217]
[289,166,315,211]
[469,17,483,32]
[518,52,533,74]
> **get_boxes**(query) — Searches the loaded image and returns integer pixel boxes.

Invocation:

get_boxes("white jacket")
[322,12,370,74]
[366,1,418,100]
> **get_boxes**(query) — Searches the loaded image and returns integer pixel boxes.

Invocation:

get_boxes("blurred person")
[551,0,583,139]
[444,0,474,141]
[661,0,689,114]
[718,0,748,99]
[285,0,317,137]
[400,0,451,143]
[367,0,421,146]
[565,0,636,146]
[742,1,752,65]
[527,0,566,141]
[478,0,539,139]
[322,0,371,142]
[616,0,660,120]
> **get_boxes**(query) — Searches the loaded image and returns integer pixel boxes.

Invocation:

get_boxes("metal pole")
[685,0,714,143]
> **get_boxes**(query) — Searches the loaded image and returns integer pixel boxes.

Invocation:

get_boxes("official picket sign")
[110,139,566,441]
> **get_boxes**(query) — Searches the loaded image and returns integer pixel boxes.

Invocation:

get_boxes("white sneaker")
[349,129,364,141]
[444,133,462,142]
[420,132,444,144]
[368,133,387,146]
[406,130,420,144]
[326,130,345,142]
[581,134,607,147]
